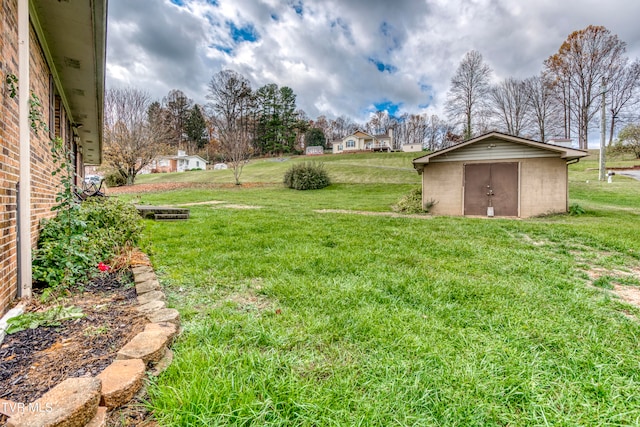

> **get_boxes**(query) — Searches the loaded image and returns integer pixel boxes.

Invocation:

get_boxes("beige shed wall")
[520,157,567,217]
[421,157,569,218]
[421,162,464,216]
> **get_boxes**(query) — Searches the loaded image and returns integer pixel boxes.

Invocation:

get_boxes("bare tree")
[545,25,627,149]
[207,70,254,184]
[524,74,562,143]
[217,125,253,185]
[607,59,640,146]
[425,115,456,151]
[330,115,358,140]
[445,50,493,139]
[103,87,166,185]
[490,78,532,137]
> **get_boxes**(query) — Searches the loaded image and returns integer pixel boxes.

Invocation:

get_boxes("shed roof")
[413,132,588,173]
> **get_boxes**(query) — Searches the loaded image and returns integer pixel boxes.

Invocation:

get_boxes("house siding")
[0,2,67,315]
[429,139,557,163]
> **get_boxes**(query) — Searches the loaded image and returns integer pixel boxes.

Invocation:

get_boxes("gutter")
[17,0,32,298]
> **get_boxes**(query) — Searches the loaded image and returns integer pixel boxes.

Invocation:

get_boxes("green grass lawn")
[122,152,640,426]
[135,151,421,185]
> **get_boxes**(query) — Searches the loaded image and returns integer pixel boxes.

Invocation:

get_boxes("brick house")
[0,1,107,315]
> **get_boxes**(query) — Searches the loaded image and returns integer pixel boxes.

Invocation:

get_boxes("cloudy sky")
[106,0,640,123]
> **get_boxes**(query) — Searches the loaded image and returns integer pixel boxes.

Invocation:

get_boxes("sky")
[106,0,640,125]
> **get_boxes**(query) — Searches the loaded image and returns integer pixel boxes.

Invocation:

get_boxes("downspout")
[17,0,32,298]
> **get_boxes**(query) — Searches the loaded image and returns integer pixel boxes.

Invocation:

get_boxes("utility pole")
[599,77,606,181]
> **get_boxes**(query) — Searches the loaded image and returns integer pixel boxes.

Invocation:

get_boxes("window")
[196,161,200,167]
[338,145,343,151]
[346,139,355,148]
[49,75,56,138]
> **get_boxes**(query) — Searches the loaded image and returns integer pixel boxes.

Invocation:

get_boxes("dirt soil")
[0,272,150,426]
[106,182,274,195]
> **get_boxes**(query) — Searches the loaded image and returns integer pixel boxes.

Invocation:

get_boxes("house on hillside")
[0,1,107,315]
[141,151,208,174]
[402,143,423,152]
[412,132,588,218]
[333,130,394,153]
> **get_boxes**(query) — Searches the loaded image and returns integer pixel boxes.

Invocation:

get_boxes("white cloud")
[107,0,640,123]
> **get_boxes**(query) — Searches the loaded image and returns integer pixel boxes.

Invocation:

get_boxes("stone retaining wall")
[2,253,178,427]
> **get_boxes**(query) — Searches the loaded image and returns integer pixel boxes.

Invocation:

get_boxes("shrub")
[569,203,586,216]
[392,187,436,214]
[32,198,142,290]
[104,171,126,187]
[284,162,331,190]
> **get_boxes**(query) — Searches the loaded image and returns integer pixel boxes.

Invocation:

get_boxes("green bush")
[284,162,331,190]
[33,198,142,290]
[569,203,586,216]
[104,171,126,187]
[392,187,435,214]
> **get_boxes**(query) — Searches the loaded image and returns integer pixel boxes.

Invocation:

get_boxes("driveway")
[617,170,640,181]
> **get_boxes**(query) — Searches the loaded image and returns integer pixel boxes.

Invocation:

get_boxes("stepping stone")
[144,322,179,342]
[136,300,166,314]
[136,280,162,295]
[134,272,157,284]
[97,359,146,409]
[117,331,170,365]
[6,377,101,427]
[137,290,166,305]
[85,407,107,427]
[147,308,180,326]
[150,348,174,377]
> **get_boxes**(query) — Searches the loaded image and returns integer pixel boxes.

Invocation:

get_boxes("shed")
[412,132,588,218]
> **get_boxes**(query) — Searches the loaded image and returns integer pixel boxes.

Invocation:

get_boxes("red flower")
[98,262,110,272]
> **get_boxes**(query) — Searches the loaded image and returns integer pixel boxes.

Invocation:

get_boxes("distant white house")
[402,143,423,152]
[305,146,324,155]
[140,150,208,174]
[333,129,394,154]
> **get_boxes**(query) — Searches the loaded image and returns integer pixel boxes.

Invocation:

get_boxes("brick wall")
[0,0,74,315]
[29,23,61,245]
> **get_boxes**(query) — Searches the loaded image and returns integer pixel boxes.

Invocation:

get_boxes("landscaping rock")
[85,407,107,427]
[135,300,166,314]
[147,308,180,326]
[131,266,153,276]
[144,322,179,342]
[97,359,146,409]
[0,398,19,417]
[6,377,101,427]
[137,290,166,306]
[136,280,162,295]
[134,272,157,284]
[151,348,174,377]
[116,331,170,365]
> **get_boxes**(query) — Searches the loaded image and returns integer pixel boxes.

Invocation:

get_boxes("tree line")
[103,25,640,185]
[446,25,640,150]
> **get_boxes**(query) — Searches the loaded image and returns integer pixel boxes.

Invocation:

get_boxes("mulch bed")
[0,271,148,405]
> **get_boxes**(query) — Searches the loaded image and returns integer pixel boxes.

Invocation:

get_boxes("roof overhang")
[412,132,589,174]
[30,0,108,165]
